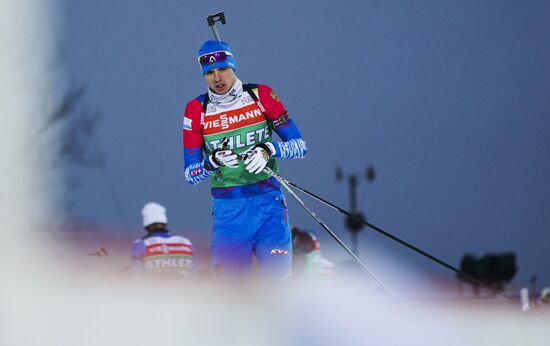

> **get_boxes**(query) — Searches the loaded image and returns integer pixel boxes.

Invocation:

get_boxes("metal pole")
[349,175,357,211]
[349,174,359,254]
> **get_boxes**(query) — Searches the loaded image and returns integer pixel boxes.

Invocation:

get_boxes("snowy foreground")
[2,268,549,346]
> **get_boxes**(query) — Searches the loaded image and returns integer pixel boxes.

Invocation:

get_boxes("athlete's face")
[204,67,236,95]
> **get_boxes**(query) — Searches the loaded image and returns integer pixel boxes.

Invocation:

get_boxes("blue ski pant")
[211,189,292,280]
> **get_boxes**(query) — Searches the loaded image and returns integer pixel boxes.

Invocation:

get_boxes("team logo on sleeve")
[270,90,280,102]
[272,113,290,128]
[183,116,192,130]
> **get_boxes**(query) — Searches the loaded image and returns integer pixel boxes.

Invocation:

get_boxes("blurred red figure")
[291,227,334,282]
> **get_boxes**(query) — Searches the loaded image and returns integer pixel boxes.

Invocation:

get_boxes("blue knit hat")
[198,40,237,74]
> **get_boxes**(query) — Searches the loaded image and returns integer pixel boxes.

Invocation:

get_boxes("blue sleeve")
[272,118,308,159]
[184,148,214,185]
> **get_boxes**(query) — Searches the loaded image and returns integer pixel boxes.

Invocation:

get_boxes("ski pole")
[266,169,516,301]
[263,167,394,298]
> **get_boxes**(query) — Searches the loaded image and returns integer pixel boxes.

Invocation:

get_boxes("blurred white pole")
[0,0,62,289]
[520,287,530,312]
